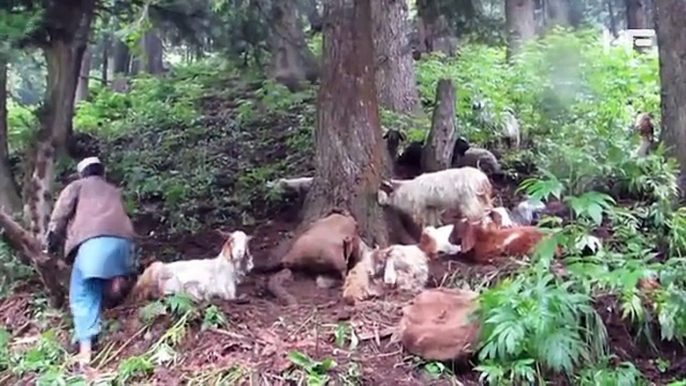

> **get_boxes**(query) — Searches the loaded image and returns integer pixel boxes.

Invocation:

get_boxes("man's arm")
[45,182,80,252]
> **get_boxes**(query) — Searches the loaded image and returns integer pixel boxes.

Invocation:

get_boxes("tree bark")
[74,46,91,103]
[300,0,390,247]
[416,0,457,56]
[142,29,165,74]
[371,0,421,114]
[421,79,457,172]
[506,0,536,59]
[654,0,686,185]
[626,0,648,29]
[270,0,320,91]
[0,57,22,215]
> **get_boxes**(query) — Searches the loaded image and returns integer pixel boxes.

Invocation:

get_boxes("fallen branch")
[0,210,69,307]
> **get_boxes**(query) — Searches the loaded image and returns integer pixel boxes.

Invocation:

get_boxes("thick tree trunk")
[421,80,457,172]
[300,0,390,247]
[74,46,91,103]
[371,0,420,114]
[0,58,22,215]
[270,0,320,91]
[142,30,165,74]
[654,0,686,186]
[626,0,648,29]
[506,0,536,59]
[545,0,570,27]
[416,0,457,56]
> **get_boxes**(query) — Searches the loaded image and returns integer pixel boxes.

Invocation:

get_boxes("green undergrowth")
[70,57,317,237]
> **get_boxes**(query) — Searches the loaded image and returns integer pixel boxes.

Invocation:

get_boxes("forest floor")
[1,74,685,384]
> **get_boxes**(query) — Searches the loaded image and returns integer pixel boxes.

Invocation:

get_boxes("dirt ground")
[1,181,684,385]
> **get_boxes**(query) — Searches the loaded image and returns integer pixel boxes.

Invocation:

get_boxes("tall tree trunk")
[654,0,686,186]
[300,0,390,246]
[607,0,619,38]
[371,0,420,114]
[545,0,570,27]
[112,39,130,75]
[421,79,457,172]
[270,0,320,91]
[0,57,22,215]
[74,46,91,103]
[416,0,457,56]
[506,0,536,59]
[101,33,110,86]
[625,0,648,29]
[142,30,165,74]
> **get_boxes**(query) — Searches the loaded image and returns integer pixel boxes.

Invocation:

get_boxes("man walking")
[44,157,136,369]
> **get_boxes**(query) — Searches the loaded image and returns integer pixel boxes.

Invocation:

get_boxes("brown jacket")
[48,176,135,259]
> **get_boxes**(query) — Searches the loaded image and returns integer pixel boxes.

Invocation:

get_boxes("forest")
[1,0,686,384]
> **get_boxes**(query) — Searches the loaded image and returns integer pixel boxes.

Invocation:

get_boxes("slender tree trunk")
[654,0,686,186]
[74,46,91,103]
[421,80,457,172]
[607,0,619,38]
[371,0,420,114]
[300,0,390,247]
[506,0,536,59]
[112,39,130,75]
[0,57,22,215]
[416,0,457,56]
[626,0,648,29]
[142,30,165,74]
[270,0,320,91]
[101,34,110,86]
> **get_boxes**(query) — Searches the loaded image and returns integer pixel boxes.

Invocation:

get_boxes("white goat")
[377,167,493,228]
[501,108,521,149]
[131,231,254,302]
[491,199,547,228]
[381,229,442,293]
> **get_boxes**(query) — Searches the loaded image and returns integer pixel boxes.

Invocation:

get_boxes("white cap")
[77,157,102,173]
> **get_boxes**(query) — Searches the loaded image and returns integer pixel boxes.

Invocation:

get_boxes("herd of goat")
[121,111,659,360]
[127,110,659,305]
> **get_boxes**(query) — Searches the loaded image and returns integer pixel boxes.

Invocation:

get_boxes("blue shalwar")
[69,236,134,346]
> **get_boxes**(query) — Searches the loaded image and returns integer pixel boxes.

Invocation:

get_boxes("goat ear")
[382,130,389,139]
[217,229,231,239]
[451,220,475,252]
[379,180,395,194]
